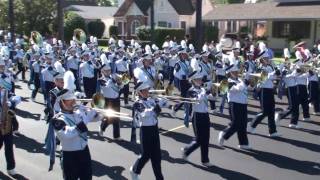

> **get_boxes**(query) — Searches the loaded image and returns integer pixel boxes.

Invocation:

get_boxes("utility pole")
[57,0,64,41]
[8,0,15,42]
[195,0,202,52]
[150,0,155,43]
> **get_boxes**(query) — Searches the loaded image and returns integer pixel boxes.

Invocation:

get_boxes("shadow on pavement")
[226,146,320,175]
[187,161,259,180]
[159,128,193,144]
[161,149,186,165]
[254,134,320,153]
[112,139,140,155]
[0,171,30,180]
[13,134,45,154]
[280,125,320,136]
[92,160,127,180]
[15,109,41,121]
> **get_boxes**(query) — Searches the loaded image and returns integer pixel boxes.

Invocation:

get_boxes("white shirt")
[80,61,95,78]
[115,58,129,72]
[189,86,208,113]
[227,78,248,104]
[133,97,167,127]
[32,61,41,73]
[100,75,122,99]
[55,108,102,151]
[259,72,277,89]
[174,59,190,80]
[41,66,55,82]
[67,56,80,70]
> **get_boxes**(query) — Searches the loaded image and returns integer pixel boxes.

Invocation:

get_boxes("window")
[131,20,140,35]
[158,21,168,27]
[272,21,311,38]
[168,23,172,28]
[118,22,123,35]
[180,21,186,30]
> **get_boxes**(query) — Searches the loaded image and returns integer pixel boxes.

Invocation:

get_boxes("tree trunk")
[8,0,15,42]
[150,0,155,44]
[57,0,64,41]
[195,0,202,53]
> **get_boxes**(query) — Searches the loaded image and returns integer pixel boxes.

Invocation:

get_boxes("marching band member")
[80,50,97,99]
[199,51,215,113]
[41,54,56,104]
[13,43,26,81]
[98,63,123,140]
[275,67,300,128]
[52,71,104,179]
[181,70,213,167]
[0,69,18,176]
[247,70,281,137]
[308,69,320,115]
[130,80,167,180]
[218,64,251,149]
[115,47,130,106]
[44,70,65,170]
[134,54,156,89]
[295,64,311,121]
[172,48,192,127]
[30,54,42,101]
[66,47,81,91]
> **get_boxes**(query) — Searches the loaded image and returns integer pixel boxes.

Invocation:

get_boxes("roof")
[203,2,320,21]
[114,0,196,17]
[168,0,195,15]
[66,5,118,20]
[114,0,151,17]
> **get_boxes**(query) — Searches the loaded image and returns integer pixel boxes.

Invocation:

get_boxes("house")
[202,0,320,50]
[65,5,118,37]
[113,0,213,38]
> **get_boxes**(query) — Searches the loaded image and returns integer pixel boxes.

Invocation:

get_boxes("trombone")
[148,89,200,104]
[76,93,132,120]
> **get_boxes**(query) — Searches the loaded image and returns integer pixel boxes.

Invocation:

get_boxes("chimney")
[191,0,197,9]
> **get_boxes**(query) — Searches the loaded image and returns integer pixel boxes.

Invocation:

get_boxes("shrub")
[64,12,86,43]
[87,20,105,38]
[137,26,185,47]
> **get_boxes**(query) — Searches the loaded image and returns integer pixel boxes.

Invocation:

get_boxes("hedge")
[137,26,185,47]
[87,20,105,38]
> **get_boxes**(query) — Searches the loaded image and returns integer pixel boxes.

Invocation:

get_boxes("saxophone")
[0,90,13,135]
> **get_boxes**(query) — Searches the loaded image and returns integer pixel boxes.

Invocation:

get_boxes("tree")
[0,0,57,36]
[64,12,86,42]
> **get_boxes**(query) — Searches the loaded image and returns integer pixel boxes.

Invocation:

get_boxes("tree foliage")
[0,0,56,36]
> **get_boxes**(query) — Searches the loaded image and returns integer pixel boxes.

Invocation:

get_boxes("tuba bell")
[73,28,87,44]
[30,31,43,47]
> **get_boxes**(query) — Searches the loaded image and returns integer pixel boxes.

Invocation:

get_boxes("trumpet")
[211,79,229,95]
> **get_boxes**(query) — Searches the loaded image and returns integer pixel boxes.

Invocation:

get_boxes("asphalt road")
[1,78,320,180]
